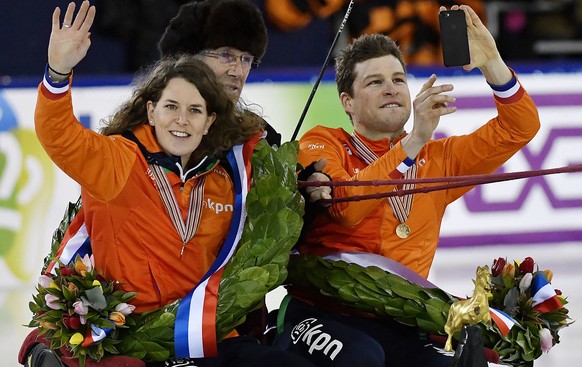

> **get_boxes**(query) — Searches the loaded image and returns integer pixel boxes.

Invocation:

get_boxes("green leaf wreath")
[285,254,572,367]
[30,139,305,363]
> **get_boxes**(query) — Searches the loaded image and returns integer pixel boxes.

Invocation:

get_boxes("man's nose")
[383,81,397,95]
[228,58,245,76]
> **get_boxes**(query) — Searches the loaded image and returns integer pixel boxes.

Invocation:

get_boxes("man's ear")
[340,92,353,115]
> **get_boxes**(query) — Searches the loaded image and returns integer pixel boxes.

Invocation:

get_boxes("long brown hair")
[100,55,263,167]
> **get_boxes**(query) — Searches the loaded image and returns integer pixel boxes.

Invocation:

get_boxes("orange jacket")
[36,83,235,313]
[297,79,540,278]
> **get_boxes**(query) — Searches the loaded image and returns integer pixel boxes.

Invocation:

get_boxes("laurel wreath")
[285,254,571,367]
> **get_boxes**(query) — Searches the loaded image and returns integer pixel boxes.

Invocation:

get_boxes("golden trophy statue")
[444,265,492,352]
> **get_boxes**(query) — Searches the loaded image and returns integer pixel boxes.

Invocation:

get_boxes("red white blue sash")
[174,143,253,357]
[46,207,91,275]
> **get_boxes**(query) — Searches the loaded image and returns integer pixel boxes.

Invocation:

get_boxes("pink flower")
[38,275,53,288]
[44,294,61,310]
[73,254,94,276]
[115,303,136,316]
[83,254,94,271]
[492,257,506,277]
[73,300,88,315]
[519,257,535,274]
[540,328,553,353]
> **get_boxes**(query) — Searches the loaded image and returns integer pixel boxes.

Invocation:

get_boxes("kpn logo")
[291,318,343,360]
[0,94,56,281]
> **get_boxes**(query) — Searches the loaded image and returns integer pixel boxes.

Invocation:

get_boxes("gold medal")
[395,223,411,239]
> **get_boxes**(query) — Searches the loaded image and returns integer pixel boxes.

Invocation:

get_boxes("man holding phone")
[273,5,540,367]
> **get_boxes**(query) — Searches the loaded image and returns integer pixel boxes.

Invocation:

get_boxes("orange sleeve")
[298,126,410,227]
[440,78,540,203]
[35,83,137,201]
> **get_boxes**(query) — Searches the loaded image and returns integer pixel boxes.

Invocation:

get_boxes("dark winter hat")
[158,0,268,60]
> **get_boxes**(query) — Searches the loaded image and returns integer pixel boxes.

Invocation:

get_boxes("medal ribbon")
[149,164,205,256]
[350,134,416,228]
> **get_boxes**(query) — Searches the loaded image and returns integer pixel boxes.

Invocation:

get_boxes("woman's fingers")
[51,7,61,32]
[71,1,95,31]
[61,2,76,28]
[80,4,96,33]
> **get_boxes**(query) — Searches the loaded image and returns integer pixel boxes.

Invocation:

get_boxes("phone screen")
[439,10,470,67]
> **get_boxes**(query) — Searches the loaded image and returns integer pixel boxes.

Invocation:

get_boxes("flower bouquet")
[285,254,572,367]
[28,254,137,366]
[484,256,571,365]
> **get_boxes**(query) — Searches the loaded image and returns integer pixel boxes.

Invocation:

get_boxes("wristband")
[48,64,72,76]
[389,157,416,179]
[43,64,70,94]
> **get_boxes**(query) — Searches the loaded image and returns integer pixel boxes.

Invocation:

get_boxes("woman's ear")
[146,101,155,126]
[205,112,216,132]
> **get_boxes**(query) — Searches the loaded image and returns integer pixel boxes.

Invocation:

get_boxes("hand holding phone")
[439,10,470,67]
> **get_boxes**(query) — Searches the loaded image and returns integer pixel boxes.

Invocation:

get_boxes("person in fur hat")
[158,0,281,147]
[158,0,332,208]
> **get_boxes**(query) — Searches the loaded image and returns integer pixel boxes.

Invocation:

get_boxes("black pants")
[148,335,317,367]
[272,297,454,367]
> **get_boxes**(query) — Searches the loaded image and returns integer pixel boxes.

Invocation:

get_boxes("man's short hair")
[335,34,406,97]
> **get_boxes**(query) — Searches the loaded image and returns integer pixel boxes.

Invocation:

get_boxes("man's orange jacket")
[297,77,540,278]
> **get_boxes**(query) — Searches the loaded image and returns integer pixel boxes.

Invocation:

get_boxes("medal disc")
[395,223,411,239]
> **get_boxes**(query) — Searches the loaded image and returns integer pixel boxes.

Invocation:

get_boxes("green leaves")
[287,254,572,367]
[287,254,455,334]
[216,140,304,340]
[116,301,178,360]
[43,198,82,274]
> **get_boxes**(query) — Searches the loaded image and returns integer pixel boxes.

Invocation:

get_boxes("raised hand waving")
[48,1,96,80]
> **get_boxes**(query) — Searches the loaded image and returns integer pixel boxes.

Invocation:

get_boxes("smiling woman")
[146,78,216,168]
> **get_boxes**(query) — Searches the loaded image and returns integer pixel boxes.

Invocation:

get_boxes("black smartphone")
[439,10,470,67]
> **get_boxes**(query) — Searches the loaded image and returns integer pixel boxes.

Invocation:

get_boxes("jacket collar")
[122,125,218,182]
